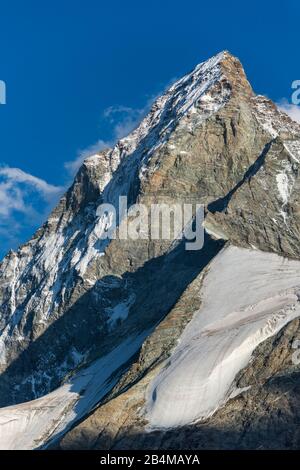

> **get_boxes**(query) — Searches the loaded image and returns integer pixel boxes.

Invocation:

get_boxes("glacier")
[146,245,300,428]
[0,332,149,449]
[1,50,300,449]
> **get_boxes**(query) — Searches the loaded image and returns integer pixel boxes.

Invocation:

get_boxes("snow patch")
[0,332,149,449]
[275,159,296,223]
[284,140,300,163]
[146,246,300,428]
[105,294,136,328]
[276,172,290,205]
[252,95,300,139]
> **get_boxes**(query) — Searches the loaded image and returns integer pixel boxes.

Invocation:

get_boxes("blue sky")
[0,0,299,258]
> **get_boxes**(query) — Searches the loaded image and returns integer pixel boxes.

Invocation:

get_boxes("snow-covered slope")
[5,245,300,447]
[146,246,300,428]
[2,50,300,450]
[0,51,233,393]
[0,332,148,450]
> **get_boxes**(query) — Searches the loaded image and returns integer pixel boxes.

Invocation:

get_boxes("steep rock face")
[0,51,254,405]
[1,50,300,450]
[205,96,300,257]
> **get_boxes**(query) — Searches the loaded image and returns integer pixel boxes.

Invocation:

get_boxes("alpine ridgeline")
[1,51,300,450]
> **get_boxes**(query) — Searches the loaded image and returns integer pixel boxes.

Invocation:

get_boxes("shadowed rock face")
[1,51,300,450]
[0,51,253,401]
[58,246,300,451]
[59,318,300,451]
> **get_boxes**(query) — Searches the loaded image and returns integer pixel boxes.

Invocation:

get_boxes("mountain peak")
[2,51,300,450]
[81,51,253,174]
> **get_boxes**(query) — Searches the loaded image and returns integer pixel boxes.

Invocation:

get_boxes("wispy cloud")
[0,97,158,256]
[0,166,63,256]
[64,83,176,176]
[277,99,300,123]
[0,167,63,204]
[64,104,150,176]
[64,140,111,175]
[0,81,176,256]
[103,104,148,140]
[0,98,151,254]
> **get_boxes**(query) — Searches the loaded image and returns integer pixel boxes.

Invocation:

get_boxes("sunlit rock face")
[1,51,300,450]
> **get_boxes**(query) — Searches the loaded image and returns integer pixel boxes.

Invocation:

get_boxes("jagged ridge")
[1,50,300,450]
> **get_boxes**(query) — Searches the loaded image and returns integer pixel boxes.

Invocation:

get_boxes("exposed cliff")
[1,51,300,450]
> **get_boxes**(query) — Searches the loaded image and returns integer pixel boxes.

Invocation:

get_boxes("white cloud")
[0,167,63,204]
[0,94,160,254]
[0,80,177,256]
[64,105,147,177]
[0,166,64,255]
[64,140,111,175]
[102,104,147,140]
[277,99,300,123]
[64,83,176,177]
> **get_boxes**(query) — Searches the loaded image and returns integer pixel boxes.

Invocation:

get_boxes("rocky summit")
[1,51,300,450]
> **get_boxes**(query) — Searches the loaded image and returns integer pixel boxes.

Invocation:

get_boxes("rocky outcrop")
[206,96,300,259]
